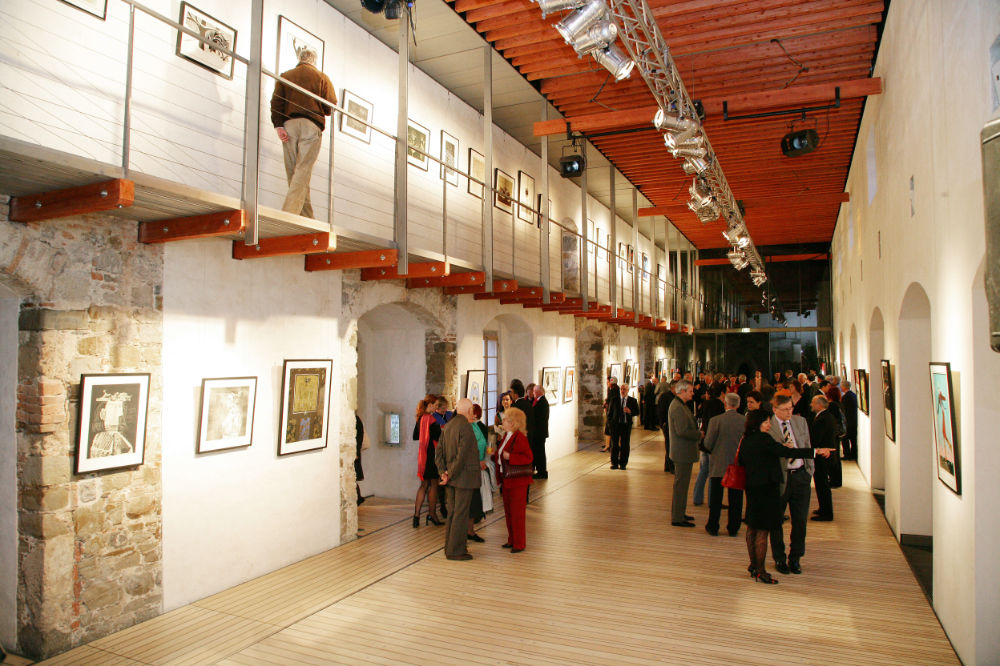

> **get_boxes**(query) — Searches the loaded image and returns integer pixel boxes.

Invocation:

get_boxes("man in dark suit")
[668,381,701,526]
[768,394,814,574]
[610,383,639,470]
[435,399,482,561]
[529,384,550,479]
[509,378,534,434]
[809,394,837,521]
[840,380,859,460]
[736,374,751,413]
[702,392,745,536]
[644,376,659,430]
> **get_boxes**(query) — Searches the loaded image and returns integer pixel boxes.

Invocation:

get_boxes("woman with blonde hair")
[412,394,444,528]
[497,406,533,552]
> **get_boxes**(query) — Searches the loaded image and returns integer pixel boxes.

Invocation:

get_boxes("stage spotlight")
[681,157,709,174]
[665,131,703,151]
[361,0,387,13]
[570,21,617,55]
[555,0,607,45]
[559,153,586,177]
[781,128,820,157]
[671,145,707,160]
[383,0,402,18]
[532,0,584,18]
[727,249,750,270]
[592,43,634,80]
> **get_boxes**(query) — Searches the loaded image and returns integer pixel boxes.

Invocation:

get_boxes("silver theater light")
[592,43,634,80]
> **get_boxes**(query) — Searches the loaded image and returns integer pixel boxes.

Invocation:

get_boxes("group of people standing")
[410,377,551,560]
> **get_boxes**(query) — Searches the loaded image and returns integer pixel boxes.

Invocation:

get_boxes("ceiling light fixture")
[555,0,608,46]
[532,0,585,18]
[592,43,634,79]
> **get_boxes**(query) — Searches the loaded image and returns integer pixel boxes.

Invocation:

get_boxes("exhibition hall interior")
[1,0,998,663]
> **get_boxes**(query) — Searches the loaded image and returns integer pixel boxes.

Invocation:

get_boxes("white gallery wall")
[830,1,1000,662]
[161,239,344,610]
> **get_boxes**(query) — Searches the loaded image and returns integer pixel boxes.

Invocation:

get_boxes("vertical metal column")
[328,121,336,226]
[664,223,671,325]
[674,248,681,327]
[694,250,700,328]
[394,14,410,273]
[687,249,693,329]
[540,103,550,301]
[648,204,656,322]
[482,46,494,287]
[580,145,589,312]
[122,3,135,175]
[608,166,616,314]
[241,0,264,245]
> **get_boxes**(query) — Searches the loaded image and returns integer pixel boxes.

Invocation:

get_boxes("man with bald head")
[436,398,481,560]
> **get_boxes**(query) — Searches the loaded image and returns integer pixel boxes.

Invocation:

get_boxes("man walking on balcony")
[270,46,337,219]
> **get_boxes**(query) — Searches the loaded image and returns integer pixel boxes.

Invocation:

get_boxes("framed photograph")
[857,369,869,415]
[609,363,622,384]
[494,169,514,214]
[59,0,106,19]
[517,170,535,223]
[465,369,486,407]
[880,359,895,442]
[278,359,332,455]
[929,362,961,494]
[277,15,324,74]
[176,2,236,80]
[563,367,575,403]
[197,377,257,453]
[541,367,561,403]
[406,119,430,170]
[468,148,485,198]
[439,131,459,185]
[340,90,373,143]
[76,373,150,474]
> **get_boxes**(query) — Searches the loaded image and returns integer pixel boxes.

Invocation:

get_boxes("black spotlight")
[559,154,586,178]
[361,0,386,13]
[781,128,819,157]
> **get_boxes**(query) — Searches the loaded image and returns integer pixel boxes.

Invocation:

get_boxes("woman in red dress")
[412,394,444,528]
[497,406,533,552]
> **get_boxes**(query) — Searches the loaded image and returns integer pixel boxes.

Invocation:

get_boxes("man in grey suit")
[702,392,745,536]
[768,394,814,575]
[668,381,701,526]
[436,398,482,561]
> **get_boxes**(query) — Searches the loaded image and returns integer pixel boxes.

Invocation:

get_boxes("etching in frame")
[277,15,324,74]
[465,369,486,407]
[197,376,257,453]
[517,170,535,223]
[59,0,107,19]
[468,148,485,198]
[494,168,514,214]
[406,119,429,170]
[929,362,961,494]
[176,2,237,80]
[441,131,459,186]
[609,363,623,384]
[340,90,373,143]
[278,359,332,455]
[76,373,150,474]
[563,366,575,403]
[541,366,560,403]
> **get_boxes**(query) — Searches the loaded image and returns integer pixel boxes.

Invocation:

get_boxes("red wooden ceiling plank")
[463,0,533,23]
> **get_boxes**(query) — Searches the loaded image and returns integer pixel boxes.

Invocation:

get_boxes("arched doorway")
[483,313,534,401]
[866,308,886,490]
[0,283,18,651]
[895,283,932,540]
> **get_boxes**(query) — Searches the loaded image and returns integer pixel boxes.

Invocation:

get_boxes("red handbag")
[721,437,747,490]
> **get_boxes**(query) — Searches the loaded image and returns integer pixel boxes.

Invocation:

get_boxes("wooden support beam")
[233,232,333,260]
[695,253,829,266]
[304,249,398,272]
[10,179,134,223]
[445,279,518,295]
[407,271,486,289]
[361,261,450,280]
[541,297,584,311]
[139,210,244,244]
[523,293,566,307]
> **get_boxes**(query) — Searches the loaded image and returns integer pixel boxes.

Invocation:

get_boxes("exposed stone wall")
[575,321,606,444]
[1,205,163,660]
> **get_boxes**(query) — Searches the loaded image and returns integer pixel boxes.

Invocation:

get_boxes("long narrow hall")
[37,432,957,665]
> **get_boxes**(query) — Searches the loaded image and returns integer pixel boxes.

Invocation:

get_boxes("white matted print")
[468,148,485,198]
[495,169,514,214]
[76,373,150,474]
[176,2,237,79]
[518,170,535,223]
[407,120,430,170]
[59,0,107,19]
[197,377,257,453]
[441,131,459,186]
[278,359,332,455]
[465,370,486,407]
[340,90,373,143]
[541,367,560,403]
[277,15,325,74]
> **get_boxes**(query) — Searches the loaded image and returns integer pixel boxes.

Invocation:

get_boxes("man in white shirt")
[768,394,813,575]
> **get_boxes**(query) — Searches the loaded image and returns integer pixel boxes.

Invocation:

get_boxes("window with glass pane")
[484,334,498,426]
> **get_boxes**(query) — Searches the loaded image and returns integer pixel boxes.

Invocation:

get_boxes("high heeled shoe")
[754,572,779,585]
[426,514,443,526]
[412,515,420,528]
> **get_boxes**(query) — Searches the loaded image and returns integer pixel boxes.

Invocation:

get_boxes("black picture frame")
[278,359,332,455]
[59,0,107,20]
[76,373,150,474]
[880,359,895,442]
[197,376,257,453]
[929,362,961,494]
[176,2,237,80]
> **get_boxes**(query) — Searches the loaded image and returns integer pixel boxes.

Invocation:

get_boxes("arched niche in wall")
[483,313,534,397]
[897,282,933,539]
[356,303,430,500]
[867,307,886,491]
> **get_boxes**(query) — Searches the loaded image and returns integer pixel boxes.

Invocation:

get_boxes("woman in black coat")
[738,409,833,584]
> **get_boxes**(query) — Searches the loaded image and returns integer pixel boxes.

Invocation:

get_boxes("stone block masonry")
[1,210,164,660]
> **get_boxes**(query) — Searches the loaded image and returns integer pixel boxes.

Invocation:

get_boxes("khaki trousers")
[281,117,322,218]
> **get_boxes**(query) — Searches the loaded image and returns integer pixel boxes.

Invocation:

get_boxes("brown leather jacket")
[270,62,337,131]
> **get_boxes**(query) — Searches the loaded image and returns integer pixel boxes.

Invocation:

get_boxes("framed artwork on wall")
[880,359,895,442]
[563,367,575,403]
[627,245,635,273]
[929,362,961,494]
[277,15,324,73]
[76,373,150,474]
[339,90,373,143]
[517,170,535,223]
[494,169,514,214]
[858,369,869,415]
[465,369,486,407]
[278,359,332,455]
[609,363,622,384]
[541,367,561,403]
[406,120,429,170]
[197,377,257,453]
[641,252,650,280]
[468,149,486,199]
[59,0,107,19]
[840,362,847,380]
[441,131,459,186]
[176,2,237,80]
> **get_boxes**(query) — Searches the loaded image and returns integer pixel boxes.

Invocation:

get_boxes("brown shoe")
[446,553,473,561]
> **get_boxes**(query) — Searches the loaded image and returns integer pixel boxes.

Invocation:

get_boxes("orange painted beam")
[407,271,486,289]
[10,179,134,223]
[361,261,450,280]
[304,249,398,272]
[139,210,244,243]
[233,232,333,259]
[445,279,518,295]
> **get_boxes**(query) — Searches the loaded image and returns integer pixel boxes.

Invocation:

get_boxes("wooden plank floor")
[37,431,957,665]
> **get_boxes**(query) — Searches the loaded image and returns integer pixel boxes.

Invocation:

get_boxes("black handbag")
[503,463,534,479]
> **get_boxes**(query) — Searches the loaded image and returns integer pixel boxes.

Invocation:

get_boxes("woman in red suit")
[497,406,533,553]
